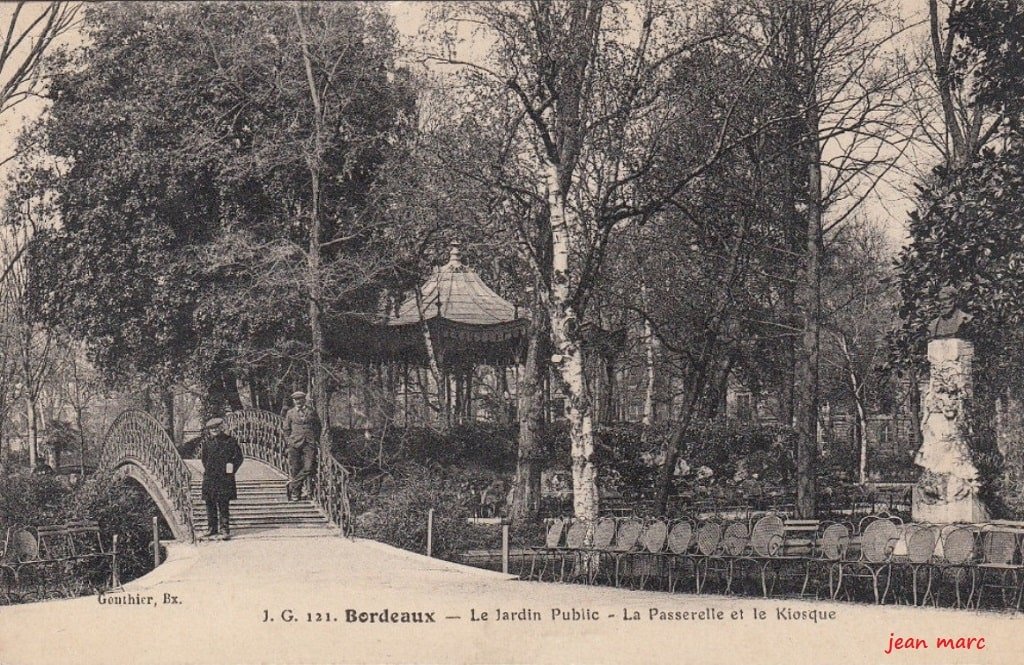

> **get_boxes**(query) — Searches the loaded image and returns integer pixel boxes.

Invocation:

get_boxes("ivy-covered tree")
[895,0,1024,512]
[15,2,415,417]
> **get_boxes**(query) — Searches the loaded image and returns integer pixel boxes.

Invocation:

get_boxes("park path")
[1,531,1023,665]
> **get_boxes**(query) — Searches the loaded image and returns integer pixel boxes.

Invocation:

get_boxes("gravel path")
[1,532,1021,664]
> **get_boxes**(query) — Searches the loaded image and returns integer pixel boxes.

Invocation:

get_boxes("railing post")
[502,520,510,575]
[111,534,120,588]
[426,508,434,558]
[153,516,160,568]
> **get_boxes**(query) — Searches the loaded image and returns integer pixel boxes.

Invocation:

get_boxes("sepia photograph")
[1,1,1023,663]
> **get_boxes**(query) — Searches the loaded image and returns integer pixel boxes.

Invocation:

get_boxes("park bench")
[0,521,119,601]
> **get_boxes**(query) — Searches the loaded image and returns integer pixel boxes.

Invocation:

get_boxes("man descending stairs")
[186,459,330,539]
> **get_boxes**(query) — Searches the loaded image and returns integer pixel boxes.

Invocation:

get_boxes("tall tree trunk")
[510,305,546,521]
[601,357,617,423]
[26,395,37,471]
[76,404,87,479]
[414,288,445,421]
[223,373,243,411]
[639,273,659,428]
[796,52,822,518]
[161,387,176,444]
[854,387,868,484]
[295,6,329,446]
[544,169,599,527]
[780,302,797,426]
[907,367,923,450]
[654,374,711,515]
[643,321,658,427]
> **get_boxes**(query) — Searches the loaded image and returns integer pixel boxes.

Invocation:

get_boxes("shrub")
[592,423,669,492]
[586,419,795,495]
[350,463,488,561]
[0,473,67,527]
[332,421,551,473]
[0,471,162,601]
[62,473,165,582]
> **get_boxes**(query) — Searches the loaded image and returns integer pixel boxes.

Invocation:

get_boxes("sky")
[0,0,936,250]
[384,1,936,250]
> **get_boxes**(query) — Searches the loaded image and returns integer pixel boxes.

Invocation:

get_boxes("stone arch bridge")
[98,409,351,541]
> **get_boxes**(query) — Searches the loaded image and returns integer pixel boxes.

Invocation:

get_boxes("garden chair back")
[667,520,693,555]
[641,520,668,554]
[611,519,643,552]
[696,521,723,556]
[750,515,784,557]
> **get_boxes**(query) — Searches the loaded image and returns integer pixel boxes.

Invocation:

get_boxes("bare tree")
[0,3,79,118]
[424,0,790,526]
[747,0,920,516]
[821,222,895,483]
[0,212,54,470]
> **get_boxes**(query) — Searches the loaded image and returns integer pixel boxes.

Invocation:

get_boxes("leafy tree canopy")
[15,2,415,392]
[895,0,1024,390]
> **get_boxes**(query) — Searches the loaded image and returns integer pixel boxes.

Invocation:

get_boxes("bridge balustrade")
[100,410,195,541]
[224,410,352,536]
[100,408,351,541]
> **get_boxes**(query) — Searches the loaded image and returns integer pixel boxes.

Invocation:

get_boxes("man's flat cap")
[205,417,224,429]
[291,391,307,399]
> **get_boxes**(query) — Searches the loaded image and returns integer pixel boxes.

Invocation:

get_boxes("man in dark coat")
[283,391,321,501]
[201,417,244,540]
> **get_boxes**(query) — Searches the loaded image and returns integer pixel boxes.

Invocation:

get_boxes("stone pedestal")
[912,337,989,523]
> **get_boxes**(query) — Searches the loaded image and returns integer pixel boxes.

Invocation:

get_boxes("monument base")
[912,471,988,523]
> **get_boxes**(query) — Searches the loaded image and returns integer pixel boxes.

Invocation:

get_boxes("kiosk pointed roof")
[390,243,519,326]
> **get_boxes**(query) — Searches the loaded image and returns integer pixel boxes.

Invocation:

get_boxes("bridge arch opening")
[117,470,176,538]
[112,460,192,542]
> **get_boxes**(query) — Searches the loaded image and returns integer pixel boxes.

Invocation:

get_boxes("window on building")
[878,421,891,448]
[736,394,752,422]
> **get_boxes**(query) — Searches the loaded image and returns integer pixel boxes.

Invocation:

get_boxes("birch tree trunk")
[26,394,37,471]
[854,383,868,484]
[643,324,658,427]
[543,169,600,525]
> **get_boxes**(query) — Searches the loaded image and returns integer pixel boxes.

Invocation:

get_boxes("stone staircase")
[187,460,331,536]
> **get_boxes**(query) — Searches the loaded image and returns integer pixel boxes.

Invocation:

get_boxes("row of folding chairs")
[524,514,1024,611]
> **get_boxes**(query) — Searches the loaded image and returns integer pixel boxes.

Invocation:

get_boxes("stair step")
[191,501,313,506]
[193,516,329,524]
[193,518,329,524]
[192,510,324,517]
[191,493,307,499]
[194,516,329,523]
[192,511,325,517]
[191,480,288,485]
[190,489,290,493]
[190,485,289,490]
[195,525,330,533]
[191,490,289,495]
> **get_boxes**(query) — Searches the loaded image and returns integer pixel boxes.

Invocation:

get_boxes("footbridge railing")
[224,409,353,535]
[100,409,195,542]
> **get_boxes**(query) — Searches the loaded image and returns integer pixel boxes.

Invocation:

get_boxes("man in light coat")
[283,391,321,501]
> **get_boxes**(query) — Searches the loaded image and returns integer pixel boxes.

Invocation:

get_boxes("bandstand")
[333,243,530,426]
